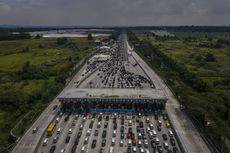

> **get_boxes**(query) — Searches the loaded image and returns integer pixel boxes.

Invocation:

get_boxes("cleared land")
[0,37,94,152]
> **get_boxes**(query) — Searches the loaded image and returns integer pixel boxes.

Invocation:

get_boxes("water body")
[42,33,111,38]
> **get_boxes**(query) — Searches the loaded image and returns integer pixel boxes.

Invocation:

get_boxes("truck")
[47,122,56,136]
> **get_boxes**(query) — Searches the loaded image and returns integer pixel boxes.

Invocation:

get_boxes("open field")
[129,31,230,152]
[0,37,94,152]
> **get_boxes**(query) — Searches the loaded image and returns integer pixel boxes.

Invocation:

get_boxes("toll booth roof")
[58,88,167,100]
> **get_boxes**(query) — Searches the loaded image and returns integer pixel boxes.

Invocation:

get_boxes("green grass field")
[0,37,95,152]
[131,31,230,152]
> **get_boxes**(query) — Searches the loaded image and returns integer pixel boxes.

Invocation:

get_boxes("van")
[43,138,49,146]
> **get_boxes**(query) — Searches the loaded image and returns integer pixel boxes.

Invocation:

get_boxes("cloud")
[0,0,229,26]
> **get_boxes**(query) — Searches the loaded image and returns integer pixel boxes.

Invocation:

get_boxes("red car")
[127,133,131,139]
[132,139,136,146]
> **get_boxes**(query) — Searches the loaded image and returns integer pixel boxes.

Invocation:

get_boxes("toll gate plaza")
[58,88,167,113]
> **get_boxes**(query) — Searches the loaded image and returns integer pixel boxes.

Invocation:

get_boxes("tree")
[205,53,215,62]
[57,37,68,45]
[87,33,93,40]
[35,34,41,39]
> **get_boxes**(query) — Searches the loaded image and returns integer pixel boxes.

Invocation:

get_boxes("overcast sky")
[0,0,230,26]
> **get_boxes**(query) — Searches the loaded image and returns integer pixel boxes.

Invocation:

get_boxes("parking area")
[36,109,181,153]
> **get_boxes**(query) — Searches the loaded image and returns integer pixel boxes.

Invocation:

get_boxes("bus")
[47,122,56,136]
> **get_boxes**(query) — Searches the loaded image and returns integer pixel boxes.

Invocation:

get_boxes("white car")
[120,140,124,146]
[86,129,91,136]
[57,128,62,134]
[60,148,65,153]
[150,124,154,130]
[42,138,49,146]
[152,130,157,137]
[163,142,169,149]
[168,130,173,137]
[81,146,86,153]
[113,130,116,137]
[155,137,159,145]
[97,122,101,128]
[140,148,145,153]
[111,138,116,146]
[68,128,72,134]
[144,140,148,148]
[109,147,114,153]
[138,140,142,147]
[133,146,137,152]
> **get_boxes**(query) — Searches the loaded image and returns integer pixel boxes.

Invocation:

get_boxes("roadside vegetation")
[128,31,230,153]
[0,35,94,152]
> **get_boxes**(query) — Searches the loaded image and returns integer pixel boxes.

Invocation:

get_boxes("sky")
[0,0,230,26]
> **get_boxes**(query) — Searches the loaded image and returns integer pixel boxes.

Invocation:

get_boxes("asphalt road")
[12,32,211,153]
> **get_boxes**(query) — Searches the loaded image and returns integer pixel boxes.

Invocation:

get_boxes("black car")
[170,138,176,146]
[173,147,179,153]
[120,126,124,133]
[101,139,106,147]
[91,139,97,148]
[99,148,104,153]
[65,136,70,143]
[157,145,163,153]
[120,133,124,139]
[113,123,117,129]
[151,140,155,148]
[162,134,167,140]
[94,130,99,136]
[157,125,162,131]
[102,130,107,138]
[77,132,82,139]
[167,150,173,153]
[104,122,108,128]
[139,121,144,128]
[50,145,56,153]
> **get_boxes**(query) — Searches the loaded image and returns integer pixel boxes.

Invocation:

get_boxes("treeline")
[0,32,31,41]
[137,40,208,91]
